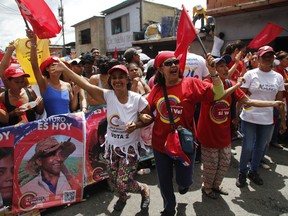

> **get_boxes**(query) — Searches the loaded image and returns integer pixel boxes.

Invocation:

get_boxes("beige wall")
[74,16,106,56]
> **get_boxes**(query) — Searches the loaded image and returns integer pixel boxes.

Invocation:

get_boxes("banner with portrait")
[0,125,15,210]
[12,113,85,214]
[84,107,109,186]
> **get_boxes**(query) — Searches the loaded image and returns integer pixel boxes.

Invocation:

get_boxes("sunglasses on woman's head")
[163,59,180,67]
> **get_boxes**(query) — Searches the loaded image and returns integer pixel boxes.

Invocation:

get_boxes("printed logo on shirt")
[256,82,277,92]
[156,95,182,124]
[209,100,231,124]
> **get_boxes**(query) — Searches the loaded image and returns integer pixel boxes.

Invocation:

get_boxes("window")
[111,14,130,34]
[79,29,91,44]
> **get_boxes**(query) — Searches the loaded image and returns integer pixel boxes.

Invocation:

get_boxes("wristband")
[211,72,219,78]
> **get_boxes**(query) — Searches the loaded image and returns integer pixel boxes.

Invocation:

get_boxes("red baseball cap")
[108,64,128,75]
[154,51,175,68]
[40,56,60,73]
[257,46,275,57]
[4,66,30,79]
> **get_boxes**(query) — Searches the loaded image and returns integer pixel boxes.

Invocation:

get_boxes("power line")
[0,2,19,13]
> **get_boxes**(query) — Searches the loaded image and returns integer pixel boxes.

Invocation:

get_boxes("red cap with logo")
[257,46,275,57]
[4,66,30,78]
[40,56,60,73]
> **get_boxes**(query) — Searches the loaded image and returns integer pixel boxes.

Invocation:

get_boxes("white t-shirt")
[183,53,209,80]
[240,68,284,125]
[211,35,224,57]
[103,89,148,148]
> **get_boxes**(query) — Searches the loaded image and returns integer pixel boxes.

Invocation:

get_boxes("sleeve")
[241,71,252,88]
[147,86,158,112]
[138,95,149,112]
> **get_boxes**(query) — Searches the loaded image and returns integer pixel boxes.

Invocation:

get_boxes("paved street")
[42,138,288,216]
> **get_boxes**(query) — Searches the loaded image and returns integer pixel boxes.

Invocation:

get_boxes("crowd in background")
[0,28,288,215]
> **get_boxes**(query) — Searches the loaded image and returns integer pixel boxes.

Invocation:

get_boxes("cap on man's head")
[68,58,81,65]
[25,137,75,175]
[108,64,129,75]
[124,48,141,62]
[154,51,175,68]
[4,66,30,79]
[40,56,60,74]
[257,46,275,57]
[214,55,232,65]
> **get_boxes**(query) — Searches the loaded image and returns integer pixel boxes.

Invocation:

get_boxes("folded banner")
[14,37,50,85]
[248,22,284,49]
[15,0,62,39]
[175,5,197,73]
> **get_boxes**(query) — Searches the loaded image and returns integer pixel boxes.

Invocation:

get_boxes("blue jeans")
[239,120,274,174]
[153,149,195,212]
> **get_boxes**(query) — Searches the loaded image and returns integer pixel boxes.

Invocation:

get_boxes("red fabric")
[248,22,284,49]
[0,102,7,112]
[113,47,118,59]
[174,5,197,73]
[154,51,175,68]
[165,130,191,166]
[16,0,62,39]
[197,79,246,148]
[147,78,214,153]
[274,67,288,102]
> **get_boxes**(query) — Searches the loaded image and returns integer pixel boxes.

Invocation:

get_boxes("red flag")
[113,47,118,59]
[248,22,284,49]
[175,5,197,73]
[15,0,62,39]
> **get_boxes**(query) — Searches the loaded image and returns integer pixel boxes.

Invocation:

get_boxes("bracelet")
[211,72,219,78]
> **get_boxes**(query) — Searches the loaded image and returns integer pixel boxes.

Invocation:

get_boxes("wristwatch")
[211,72,219,78]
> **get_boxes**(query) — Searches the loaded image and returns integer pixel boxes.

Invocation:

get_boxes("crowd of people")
[0,28,287,216]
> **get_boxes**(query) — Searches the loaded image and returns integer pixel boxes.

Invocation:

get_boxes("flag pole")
[22,17,30,30]
[196,34,207,55]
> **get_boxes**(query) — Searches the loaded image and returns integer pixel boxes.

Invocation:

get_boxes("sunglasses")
[163,59,180,67]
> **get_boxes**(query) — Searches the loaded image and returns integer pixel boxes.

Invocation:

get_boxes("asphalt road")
[42,138,288,216]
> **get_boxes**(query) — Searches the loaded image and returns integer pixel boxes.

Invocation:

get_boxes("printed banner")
[15,37,50,85]
[12,113,85,214]
[84,107,109,185]
[0,125,15,210]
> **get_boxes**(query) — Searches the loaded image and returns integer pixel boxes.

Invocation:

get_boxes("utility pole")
[58,0,66,56]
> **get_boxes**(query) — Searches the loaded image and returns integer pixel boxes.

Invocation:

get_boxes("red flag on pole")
[113,47,118,59]
[15,0,62,39]
[175,5,197,73]
[248,22,284,49]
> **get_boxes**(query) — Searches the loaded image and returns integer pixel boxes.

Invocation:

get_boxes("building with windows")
[72,0,179,57]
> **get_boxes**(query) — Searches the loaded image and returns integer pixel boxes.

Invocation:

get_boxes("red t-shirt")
[197,79,245,148]
[274,67,288,102]
[228,60,244,81]
[147,78,214,153]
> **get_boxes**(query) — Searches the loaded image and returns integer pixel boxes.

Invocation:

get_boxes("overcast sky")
[0,0,205,50]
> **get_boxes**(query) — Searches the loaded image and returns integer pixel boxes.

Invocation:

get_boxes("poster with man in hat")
[12,113,85,214]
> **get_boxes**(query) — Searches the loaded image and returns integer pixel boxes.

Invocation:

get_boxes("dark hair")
[223,40,246,55]
[96,55,110,75]
[90,48,99,53]
[276,51,288,61]
[107,59,121,71]
[80,52,95,64]
[0,147,13,160]
[145,65,156,82]
[219,32,225,39]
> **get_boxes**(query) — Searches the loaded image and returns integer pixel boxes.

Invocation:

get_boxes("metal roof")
[101,0,139,15]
